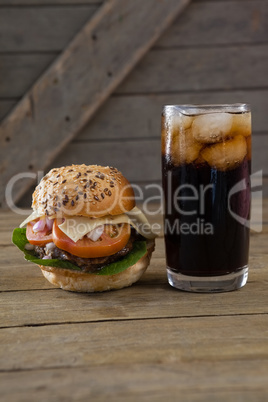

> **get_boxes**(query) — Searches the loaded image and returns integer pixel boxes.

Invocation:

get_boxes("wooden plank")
[49,133,268,180]
[1,1,266,51]
[0,315,268,369]
[0,362,267,401]
[0,0,190,208]
[0,6,99,52]
[158,0,268,47]
[0,257,267,327]
[0,53,56,98]
[2,44,268,99]
[76,91,268,141]
[0,247,267,292]
[0,100,17,121]
[52,139,161,182]
[0,0,101,4]
[117,45,268,94]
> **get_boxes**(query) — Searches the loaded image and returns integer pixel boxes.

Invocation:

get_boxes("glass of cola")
[161,104,251,292]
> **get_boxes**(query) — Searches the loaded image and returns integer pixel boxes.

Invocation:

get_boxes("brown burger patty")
[34,236,135,273]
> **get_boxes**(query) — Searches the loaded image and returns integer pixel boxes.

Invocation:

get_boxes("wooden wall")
[1,0,267,204]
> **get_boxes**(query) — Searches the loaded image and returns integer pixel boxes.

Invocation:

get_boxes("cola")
[162,104,251,292]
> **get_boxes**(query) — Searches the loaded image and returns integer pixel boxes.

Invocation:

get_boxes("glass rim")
[163,103,251,116]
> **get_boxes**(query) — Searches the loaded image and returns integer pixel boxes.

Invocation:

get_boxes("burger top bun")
[32,164,135,218]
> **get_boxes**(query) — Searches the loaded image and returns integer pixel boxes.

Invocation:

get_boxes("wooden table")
[0,203,268,401]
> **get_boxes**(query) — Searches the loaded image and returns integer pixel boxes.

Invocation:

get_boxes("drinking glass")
[161,104,251,292]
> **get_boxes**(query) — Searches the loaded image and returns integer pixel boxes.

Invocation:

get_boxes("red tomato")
[26,221,53,245]
[52,221,131,258]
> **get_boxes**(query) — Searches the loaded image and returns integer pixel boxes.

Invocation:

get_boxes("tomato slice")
[52,221,131,258]
[26,221,53,246]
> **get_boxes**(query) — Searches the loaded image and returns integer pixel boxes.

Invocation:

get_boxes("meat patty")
[34,235,136,273]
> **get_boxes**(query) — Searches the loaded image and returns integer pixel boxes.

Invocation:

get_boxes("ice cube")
[171,128,203,165]
[231,112,251,137]
[201,135,247,171]
[161,114,193,156]
[192,113,233,143]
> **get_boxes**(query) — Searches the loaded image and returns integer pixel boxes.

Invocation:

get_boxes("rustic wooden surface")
[0,201,267,401]
[0,0,268,207]
[0,0,190,208]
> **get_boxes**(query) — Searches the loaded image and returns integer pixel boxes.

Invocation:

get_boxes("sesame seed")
[84,193,87,199]
[53,182,58,186]
[108,190,112,196]
[104,188,108,193]
[101,193,105,199]
[56,174,60,178]
[67,169,73,172]
[76,195,79,201]
[62,179,67,184]
[75,186,79,191]
[58,202,61,207]
[71,200,75,206]
[94,195,99,201]
[76,173,81,178]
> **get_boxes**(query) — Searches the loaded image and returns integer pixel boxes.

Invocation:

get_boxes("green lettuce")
[12,228,147,276]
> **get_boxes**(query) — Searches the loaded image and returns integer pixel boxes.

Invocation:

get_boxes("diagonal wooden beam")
[0,0,190,208]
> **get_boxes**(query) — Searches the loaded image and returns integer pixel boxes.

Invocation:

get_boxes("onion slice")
[33,219,46,232]
[45,217,54,231]
[87,225,104,241]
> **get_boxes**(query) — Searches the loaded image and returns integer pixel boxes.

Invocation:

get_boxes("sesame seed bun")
[32,164,135,218]
[39,239,155,292]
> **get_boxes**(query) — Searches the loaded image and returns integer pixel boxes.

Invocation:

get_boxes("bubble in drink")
[192,112,233,143]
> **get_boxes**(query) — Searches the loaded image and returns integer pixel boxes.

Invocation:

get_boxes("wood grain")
[0,53,56,98]
[0,0,102,4]
[0,362,267,401]
[117,45,268,94]
[50,134,268,180]
[158,0,268,47]
[1,314,268,370]
[0,100,16,121]
[0,0,190,208]
[77,91,268,141]
[0,6,99,52]
[1,1,266,52]
[1,256,267,327]
[1,45,268,99]
[1,207,268,400]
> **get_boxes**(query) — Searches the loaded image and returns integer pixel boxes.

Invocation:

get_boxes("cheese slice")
[20,206,157,242]
[59,207,156,242]
[19,211,55,228]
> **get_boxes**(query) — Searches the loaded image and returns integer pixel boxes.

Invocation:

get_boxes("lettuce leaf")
[12,228,147,276]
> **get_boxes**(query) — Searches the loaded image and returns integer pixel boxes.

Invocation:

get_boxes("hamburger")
[12,164,156,292]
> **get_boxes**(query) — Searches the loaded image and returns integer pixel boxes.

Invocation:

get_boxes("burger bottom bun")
[39,240,155,292]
